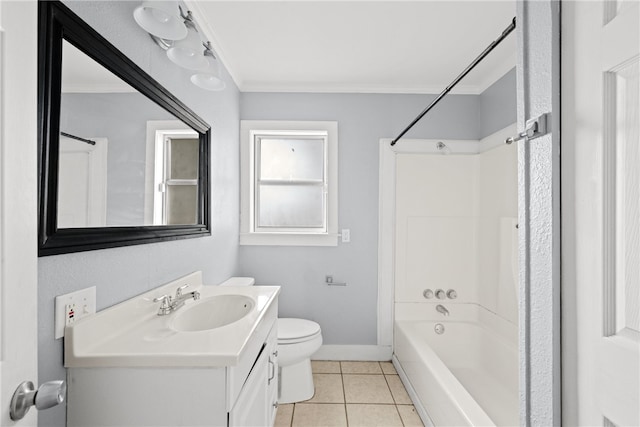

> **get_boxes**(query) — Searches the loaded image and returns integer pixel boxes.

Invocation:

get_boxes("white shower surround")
[378,124,518,425]
[377,124,518,346]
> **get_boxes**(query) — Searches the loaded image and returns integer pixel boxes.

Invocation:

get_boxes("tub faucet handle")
[423,289,434,299]
[446,289,457,299]
[435,289,446,300]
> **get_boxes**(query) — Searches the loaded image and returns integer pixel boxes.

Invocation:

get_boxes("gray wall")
[480,68,517,138]
[238,72,516,347]
[61,92,173,225]
[38,2,241,426]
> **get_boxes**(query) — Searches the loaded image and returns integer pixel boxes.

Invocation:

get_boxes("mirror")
[39,1,211,255]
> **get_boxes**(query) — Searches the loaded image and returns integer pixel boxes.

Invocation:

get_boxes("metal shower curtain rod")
[391,17,517,146]
[61,132,96,145]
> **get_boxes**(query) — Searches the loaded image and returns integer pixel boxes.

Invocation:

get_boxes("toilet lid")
[278,318,321,342]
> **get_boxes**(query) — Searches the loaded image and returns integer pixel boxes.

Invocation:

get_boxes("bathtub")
[393,304,518,427]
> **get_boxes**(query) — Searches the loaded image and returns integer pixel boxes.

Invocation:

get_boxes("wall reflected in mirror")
[59,40,199,228]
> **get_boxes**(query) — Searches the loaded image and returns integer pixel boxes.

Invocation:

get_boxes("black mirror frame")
[38,1,211,256]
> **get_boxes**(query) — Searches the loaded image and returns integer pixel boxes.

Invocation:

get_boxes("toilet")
[220,277,323,404]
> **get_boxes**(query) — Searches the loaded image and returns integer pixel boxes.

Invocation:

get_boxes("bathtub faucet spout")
[436,304,450,317]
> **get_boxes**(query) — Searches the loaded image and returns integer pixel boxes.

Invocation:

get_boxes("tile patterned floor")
[275,361,425,427]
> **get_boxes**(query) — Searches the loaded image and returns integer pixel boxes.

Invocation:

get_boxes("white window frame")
[143,120,198,225]
[240,120,338,246]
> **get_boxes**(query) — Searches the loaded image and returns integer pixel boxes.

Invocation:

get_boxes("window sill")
[240,232,338,247]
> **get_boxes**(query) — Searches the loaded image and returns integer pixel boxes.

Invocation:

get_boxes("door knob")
[10,380,66,420]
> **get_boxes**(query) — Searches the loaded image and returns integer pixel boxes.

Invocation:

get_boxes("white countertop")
[64,272,280,368]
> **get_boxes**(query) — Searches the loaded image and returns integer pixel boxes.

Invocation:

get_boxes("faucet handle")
[153,294,171,304]
[446,289,457,299]
[175,284,189,298]
[153,294,171,308]
[435,289,446,300]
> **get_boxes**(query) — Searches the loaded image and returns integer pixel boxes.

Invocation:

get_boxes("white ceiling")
[189,1,517,94]
[62,41,135,93]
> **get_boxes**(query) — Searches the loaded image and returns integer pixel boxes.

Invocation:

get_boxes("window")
[240,121,338,246]
[144,120,199,225]
[154,131,200,225]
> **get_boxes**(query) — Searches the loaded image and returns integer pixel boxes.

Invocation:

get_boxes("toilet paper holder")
[325,275,347,286]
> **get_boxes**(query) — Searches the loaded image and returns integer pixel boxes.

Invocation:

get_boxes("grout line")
[295,402,358,405]
[290,402,295,427]
[396,403,407,427]
[383,372,399,405]
[341,369,349,426]
[342,403,399,406]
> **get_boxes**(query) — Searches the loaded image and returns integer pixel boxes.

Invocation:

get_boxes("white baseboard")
[392,354,435,427]
[312,345,392,361]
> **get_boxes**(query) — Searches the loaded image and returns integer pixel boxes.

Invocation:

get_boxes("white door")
[58,136,108,228]
[562,1,640,425]
[0,0,39,425]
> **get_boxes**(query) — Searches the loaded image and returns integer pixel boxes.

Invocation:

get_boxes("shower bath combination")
[385,14,520,427]
[392,138,519,426]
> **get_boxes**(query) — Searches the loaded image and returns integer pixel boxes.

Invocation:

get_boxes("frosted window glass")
[259,138,324,181]
[258,185,324,228]
[170,138,199,180]
[167,185,197,225]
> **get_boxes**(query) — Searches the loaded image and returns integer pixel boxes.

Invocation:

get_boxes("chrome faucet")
[153,284,201,316]
[436,304,450,317]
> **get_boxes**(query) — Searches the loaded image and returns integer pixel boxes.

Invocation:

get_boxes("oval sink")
[171,295,255,332]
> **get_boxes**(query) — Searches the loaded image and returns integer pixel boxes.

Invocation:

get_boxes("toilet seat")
[278,318,321,344]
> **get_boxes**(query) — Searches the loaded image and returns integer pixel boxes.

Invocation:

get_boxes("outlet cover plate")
[55,286,96,339]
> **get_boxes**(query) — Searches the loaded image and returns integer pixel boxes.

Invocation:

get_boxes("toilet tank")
[219,277,255,287]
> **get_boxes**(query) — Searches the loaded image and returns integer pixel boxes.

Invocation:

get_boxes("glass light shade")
[133,1,187,41]
[166,24,208,71]
[191,54,226,91]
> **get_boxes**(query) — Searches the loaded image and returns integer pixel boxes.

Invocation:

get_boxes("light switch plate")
[55,286,96,339]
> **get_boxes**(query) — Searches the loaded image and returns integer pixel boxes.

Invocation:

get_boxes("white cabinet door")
[229,346,269,427]
[267,326,279,425]
[562,1,640,425]
[229,322,279,427]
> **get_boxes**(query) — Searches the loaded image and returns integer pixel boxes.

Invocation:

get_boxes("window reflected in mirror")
[153,131,199,225]
[59,40,200,227]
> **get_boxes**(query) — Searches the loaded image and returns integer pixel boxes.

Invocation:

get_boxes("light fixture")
[166,12,209,71]
[133,1,187,41]
[133,2,225,91]
[191,42,226,91]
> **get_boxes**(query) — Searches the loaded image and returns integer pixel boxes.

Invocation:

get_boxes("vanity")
[65,272,280,427]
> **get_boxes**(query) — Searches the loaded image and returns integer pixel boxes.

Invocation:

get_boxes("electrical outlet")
[55,287,96,339]
[341,229,351,243]
[65,303,77,325]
